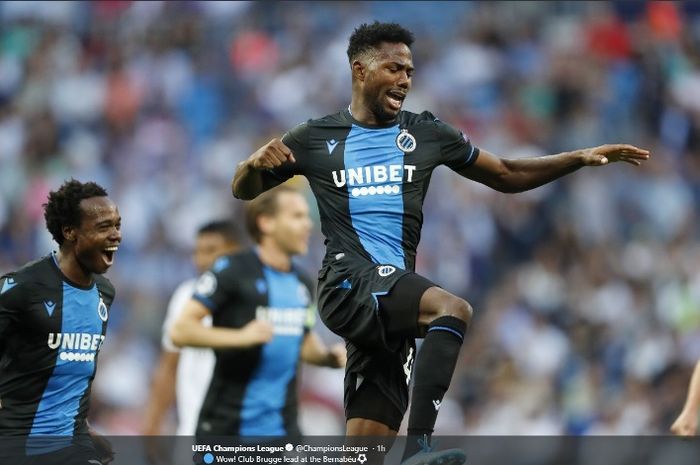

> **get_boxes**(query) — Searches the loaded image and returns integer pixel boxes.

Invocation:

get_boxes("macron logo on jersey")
[44,300,56,317]
[1,277,17,294]
[326,139,339,154]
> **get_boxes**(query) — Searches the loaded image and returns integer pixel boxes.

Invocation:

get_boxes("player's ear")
[62,226,77,243]
[257,215,274,237]
[352,60,366,82]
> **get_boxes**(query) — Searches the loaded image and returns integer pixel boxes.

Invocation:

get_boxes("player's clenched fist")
[249,138,296,169]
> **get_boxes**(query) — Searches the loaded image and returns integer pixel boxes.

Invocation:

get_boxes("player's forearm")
[170,320,253,349]
[497,150,585,193]
[232,159,265,200]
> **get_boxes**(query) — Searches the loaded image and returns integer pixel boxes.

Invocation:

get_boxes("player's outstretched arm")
[170,299,273,349]
[232,138,296,200]
[671,359,700,436]
[458,144,650,193]
[300,332,346,368]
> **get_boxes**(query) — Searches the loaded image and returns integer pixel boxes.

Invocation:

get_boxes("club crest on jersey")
[97,297,108,322]
[196,272,217,297]
[377,265,396,277]
[396,129,416,153]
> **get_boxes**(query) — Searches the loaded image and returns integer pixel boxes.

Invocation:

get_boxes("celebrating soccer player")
[0,179,121,464]
[232,22,650,465]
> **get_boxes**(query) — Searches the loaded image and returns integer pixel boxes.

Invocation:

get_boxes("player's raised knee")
[451,297,472,326]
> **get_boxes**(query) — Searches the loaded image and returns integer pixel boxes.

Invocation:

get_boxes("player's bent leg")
[400,286,471,463]
[417,287,472,329]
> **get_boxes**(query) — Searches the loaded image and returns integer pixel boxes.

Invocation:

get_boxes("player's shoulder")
[398,109,441,127]
[2,255,54,287]
[210,248,261,276]
[1,255,54,302]
[94,274,116,301]
[306,109,352,129]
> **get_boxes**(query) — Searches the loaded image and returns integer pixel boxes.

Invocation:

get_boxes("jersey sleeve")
[260,122,310,189]
[434,118,480,171]
[0,274,24,339]
[191,257,238,317]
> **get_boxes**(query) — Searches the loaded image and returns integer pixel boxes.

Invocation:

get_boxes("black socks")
[403,315,467,460]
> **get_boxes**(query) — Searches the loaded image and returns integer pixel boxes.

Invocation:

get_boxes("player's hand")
[580,144,650,167]
[671,409,698,437]
[239,320,274,347]
[249,138,296,170]
[326,343,347,368]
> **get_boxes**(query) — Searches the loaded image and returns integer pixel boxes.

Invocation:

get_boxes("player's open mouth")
[102,246,119,266]
[386,90,405,111]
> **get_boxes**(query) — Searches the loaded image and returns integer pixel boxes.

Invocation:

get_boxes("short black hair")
[347,22,414,62]
[197,220,241,244]
[44,179,108,246]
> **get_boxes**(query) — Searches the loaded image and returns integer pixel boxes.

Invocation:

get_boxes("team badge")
[396,129,416,153]
[97,297,109,322]
[196,272,217,297]
[377,265,396,277]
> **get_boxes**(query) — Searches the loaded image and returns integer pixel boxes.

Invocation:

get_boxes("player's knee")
[451,297,473,326]
[435,295,472,325]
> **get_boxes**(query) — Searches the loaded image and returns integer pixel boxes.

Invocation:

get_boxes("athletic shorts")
[317,253,437,430]
[0,442,102,465]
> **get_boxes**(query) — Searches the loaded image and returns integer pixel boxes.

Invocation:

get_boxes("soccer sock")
[402,315,466,460]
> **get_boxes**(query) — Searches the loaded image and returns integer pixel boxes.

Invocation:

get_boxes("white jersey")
[162,279,215,435]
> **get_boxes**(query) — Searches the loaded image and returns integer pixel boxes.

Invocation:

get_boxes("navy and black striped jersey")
[192,248,315,436]
[0,254,115,436]
[264,109,479,272]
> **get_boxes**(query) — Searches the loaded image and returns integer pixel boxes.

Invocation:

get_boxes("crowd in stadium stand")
[2,1,700,435]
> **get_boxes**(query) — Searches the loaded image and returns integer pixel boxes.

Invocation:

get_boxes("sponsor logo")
[48,332,105,351]
[195,272,217,297]
[97,297,108,322]
[433,399,442,411]
[331,164,416,197]
[326,139,339,154]
[396,129,417,153]
[256,306,308,336]
[377,265,396,277]
[1,277,17,294]
[44,300,56,317]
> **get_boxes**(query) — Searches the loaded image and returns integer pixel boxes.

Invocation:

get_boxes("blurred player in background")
[171,186,345,436]
[143,220,240,437]
[232,21,650,465]
[0,179,121,464]
[671,359,700,436]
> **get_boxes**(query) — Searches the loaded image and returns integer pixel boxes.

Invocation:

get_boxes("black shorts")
[317,253,436,430]
[0,441,102,465]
